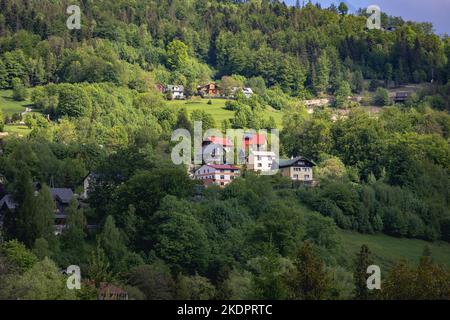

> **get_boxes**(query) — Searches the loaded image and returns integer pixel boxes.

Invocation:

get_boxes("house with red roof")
[243,133,267,149]
[194,164,240,187]
[200,136,234,164]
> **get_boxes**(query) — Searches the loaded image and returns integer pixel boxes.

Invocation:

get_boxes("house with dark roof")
[394,91,409,103]
[0,195,17,227]
[194,164,240,187]
[0,187,75,234]
[50,188,74,234]
[0,194,17,211]
[273,156,316,184]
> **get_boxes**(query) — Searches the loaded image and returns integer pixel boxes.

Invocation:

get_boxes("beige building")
[276,156,316,183]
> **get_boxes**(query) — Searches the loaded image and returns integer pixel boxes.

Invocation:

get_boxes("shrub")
[12,78,28,101]
[373,87,390,106]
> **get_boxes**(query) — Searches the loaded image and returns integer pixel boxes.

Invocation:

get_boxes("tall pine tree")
[354,245,374,299]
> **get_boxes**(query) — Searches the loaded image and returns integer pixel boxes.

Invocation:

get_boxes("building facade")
[276,157,315,183]
[166,85,185,99]
[247,150,276,173]
[194,164,240,187]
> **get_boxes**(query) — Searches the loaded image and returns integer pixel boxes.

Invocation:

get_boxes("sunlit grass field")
[0,89,31,115]
[166,98,283,128]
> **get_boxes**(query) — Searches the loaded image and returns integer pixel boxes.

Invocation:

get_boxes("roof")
[50,188,74,204]
[0,195,17,210]
[244,133,267,146]
[243,87,253,94]
[277,156,316,168]
[206,136,233,147]
[206,164,240,171]
[166,85,184,91]
[99,283,128,298]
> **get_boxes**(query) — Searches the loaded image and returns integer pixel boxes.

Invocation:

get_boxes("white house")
[243,87,253,98]
[247,150,276,173]
[194,164,240,187]
[166,85,185,99]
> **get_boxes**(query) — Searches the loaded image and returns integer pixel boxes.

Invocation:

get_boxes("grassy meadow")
[166,98,284,128]
[338,229,450,269]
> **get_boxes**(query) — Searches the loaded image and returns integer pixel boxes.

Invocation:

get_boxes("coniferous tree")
[97,215,128,273]
[60,200,87,265]
[88,243,111,286]
[354,245,373,300]
[12,172,36,247]
[338,2,348,15]
[286,241,331,300]
[313,52,330,96]
[33,184,56,247]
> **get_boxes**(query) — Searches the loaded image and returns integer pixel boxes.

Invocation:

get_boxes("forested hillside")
[0,0,449,300]
[0,0,449,95]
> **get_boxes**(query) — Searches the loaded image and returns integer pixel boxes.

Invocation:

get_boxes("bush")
[373,87,390,106]
[12,78,28,101]
[207,99,212,105]
[369,79,383,92]
[166,92,174,100]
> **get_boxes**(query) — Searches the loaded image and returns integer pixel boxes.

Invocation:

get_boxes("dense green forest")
[0,0,449,300]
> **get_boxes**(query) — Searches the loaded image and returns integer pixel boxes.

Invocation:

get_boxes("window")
[257,156,262,161]
[294,174,298,179]
[305,175,310,180]
[258,163,262,167]
[220,175,225,179]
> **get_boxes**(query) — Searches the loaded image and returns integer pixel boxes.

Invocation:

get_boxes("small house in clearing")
[166,85,185,99]
[50,188,75,234]
[198,83,221,97]
[242,87,254,98]
[274,156,316,184]
[194,164,240,187]
[394,91,409,103]
[0,187,75,235]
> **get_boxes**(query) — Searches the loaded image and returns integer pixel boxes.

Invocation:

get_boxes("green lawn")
[167,98,283,128]
[3,124,31,136]
[338,229,450,269]
[0,89,32,115]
